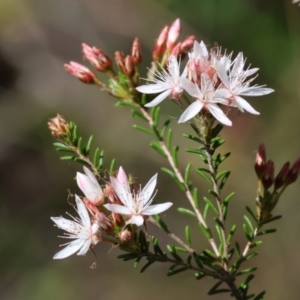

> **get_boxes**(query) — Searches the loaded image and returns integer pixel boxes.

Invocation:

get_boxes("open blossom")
[179,75,232,126]
[104,173,172,226]
[215,52,274,115]
[77,166,103,205]
[136,55,186,107]
[51,196,100,259]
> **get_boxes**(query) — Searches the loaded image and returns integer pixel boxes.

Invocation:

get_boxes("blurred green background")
[0,0,300,299]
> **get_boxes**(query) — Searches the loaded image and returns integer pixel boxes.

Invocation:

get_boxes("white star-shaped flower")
[215,52,274,115]
[77,166,103,205]
[51,196,100,259]
[179,75,232,126]
[104,174,172,226]
[136,55,186,107]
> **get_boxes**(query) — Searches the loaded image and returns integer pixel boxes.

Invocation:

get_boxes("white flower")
[215,52,274,115]
[104,174,172,226]
[51,196,100,259]
[136,55,186,107]
[77,166,103,205]
[179,75,232,126]
[292,0,300,4]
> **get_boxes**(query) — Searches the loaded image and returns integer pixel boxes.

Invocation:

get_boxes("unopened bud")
[285,157,300,185]
[124,55,134,77]
[167,18,181,49]
[82,43,112,72]
[115,51,125,72]
[170,42,181,58]
[64,61,95,83]
[180,35,196,54]
[152,25,168,61]
[261,160,274,190]
[119,229,133,243]
[254,144,266,178]
[48,114,69,138]
[131,38,142,65]
[274,162,290,190]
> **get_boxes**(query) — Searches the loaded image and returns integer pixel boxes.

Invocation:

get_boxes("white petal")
[215,60,229,87]
[243,68,259,78]
[75,195,91,227]
[239,87,274,97]
[142,202,173,215]
[53,239,84,259]
[231,52,244,77]
[181,78,201,98]
[103,203,132,215]
[199,41,209,57]
[207,104,232,126]
[126,215,144,226]
[141,174,157,204]
[76,172,102,204]
[234,96,260,115]
[178,101,203,123]
[77,239,91,256]
[83,166,98,186]
[168,55,180,79]
[144,89,171,107]
[51,217,80,234]
[110,177,131,206]
[136,84,167,94]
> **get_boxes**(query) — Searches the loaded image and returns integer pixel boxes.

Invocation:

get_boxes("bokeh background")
[1,0,300,299]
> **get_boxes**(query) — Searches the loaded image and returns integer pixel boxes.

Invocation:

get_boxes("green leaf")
[220,152,231,163]
[219,171,231,190]
[152,237,165,256]
[93,148,100,167]
[199,223,212,239]
[235,242,241,258]
[133,124,153,135]
[253,291,266,300]
[186,148,205,155]
[192,188,199,209]
[208,189,218,198]
[115,101,139,108]
[211,124,223,138]
[118,253,138,260]
[167,266,189,276]
[243,224,253,241]
[215,224,222,243]
[214,218,224,230]
[244,215,254,232]
[184,163,192,184]
[150,141,167,158]
[257,229,277,236]
[134,256,143,267]
[154,215,170,233]
[167,129,173,150]
[250,241,262,249]
[161,167,187,191]
[73,157,88,165]
[185,225,191,246]
[208,281,230,295]
[172,146,179,168]
[245,252,258,260]
[190,123,200,136]
[60,156,74,161]
[153,106,160,127]
[196,168,213,184]
[203,197,218,214]
[177,207,196,217]
[246,206,257,223]
[109,159,116,175]
[167,244,183,262]
[222,192,235,220]
[160,119,171,137]
[152,125,162,141]
[77,137,83,154]
[261,215,282,225]
[86,135,93,155]
[236,267,257,276]
[192,252,204,268]
[132,110,148,121]
[174,246,188,253]
[227,224,237,245]
[140,260,155,273]
[182,134,203,144]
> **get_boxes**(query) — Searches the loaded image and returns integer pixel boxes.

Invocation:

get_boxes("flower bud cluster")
[51,166,172,259]
[254,144,300,223]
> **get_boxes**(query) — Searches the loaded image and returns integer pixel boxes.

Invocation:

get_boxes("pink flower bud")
[82,43,112,72]
[131,38,142,65]
[64,61,95,84]
[124,55,134,77]
[167,18,181,49]
[274,162,290,190]
[254,144,266,178]
[286,157,300,184]
[115,51,125,72]
[152,26,168,61]
[170,42,181,58]
[180,35,196,54]
[119,229,133,243]
[261,160,274,190]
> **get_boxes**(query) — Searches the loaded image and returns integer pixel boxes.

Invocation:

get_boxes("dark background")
[1,0,300,299]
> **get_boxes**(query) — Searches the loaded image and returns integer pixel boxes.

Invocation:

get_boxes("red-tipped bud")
[254,144,266,178]
[115,51,125,72]
[131,38,142,65]
[261,160,274,190]
[82,43,112,72]
[170,42,181,57]
[180,35,196,54]
[285,157,300,185]
[64,61,95,83]
[124,55,134,77]
[167,18,181,49]
[274,162,290,190]
[152,25,169,61]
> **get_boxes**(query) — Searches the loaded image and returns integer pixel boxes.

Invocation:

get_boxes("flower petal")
[234,96,260,115]
[75,195,91,227]
[110,177,131,206]
[207,104,232,126]
[103,203,132,215]
[125,215,144,226]
[136,84,167,94]
[181,78,201,98]
[144,89,171,107]
[178,101,203,123]
[51,217,80,234]
[141,173,157,205]
[239,87,274,97]
[77,239,91,256]
[142,202,173,215]
[168,55,180,79]
[53,239,84,259]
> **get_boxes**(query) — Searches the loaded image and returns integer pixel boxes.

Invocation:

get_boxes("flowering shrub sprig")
[49,18,300,299]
